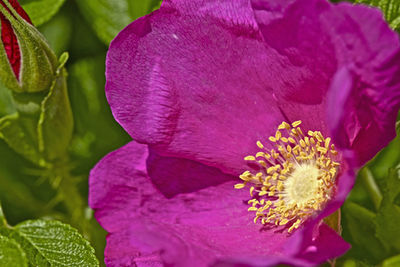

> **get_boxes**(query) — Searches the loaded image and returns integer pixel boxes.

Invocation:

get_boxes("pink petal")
[327,3,400,166]
[90,141,348,266]
[105,0,287,176]
[252,0,400,166]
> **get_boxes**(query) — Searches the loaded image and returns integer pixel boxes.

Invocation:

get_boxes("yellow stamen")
[235,120,340,234]
[292,120,302,127]
[257,141,264,149]
[234,183,246,189]
[244,156,255,161]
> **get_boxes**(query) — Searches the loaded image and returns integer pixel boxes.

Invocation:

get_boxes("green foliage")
[75,0,161,44]
[68,56,130,165]
[0,113,44,166]
[74,0,132,45]
[0,235,28,267]
[343,202,389,263]
[383,254,400,267]
[341,130,400,266]
[20,0,66,26]
[0,53,73,166]
[0,205,98,267]
[37,53,73,162]
[375,168,400,251]
[0,81,16,117]
[38,12,73,56]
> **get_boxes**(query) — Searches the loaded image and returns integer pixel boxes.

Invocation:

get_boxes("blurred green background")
[0,0,399,266]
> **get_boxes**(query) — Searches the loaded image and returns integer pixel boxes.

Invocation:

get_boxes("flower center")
[284,163,322,206]
[235,120,340,233]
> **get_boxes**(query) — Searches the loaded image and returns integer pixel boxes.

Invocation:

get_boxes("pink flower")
[89,0,400,266]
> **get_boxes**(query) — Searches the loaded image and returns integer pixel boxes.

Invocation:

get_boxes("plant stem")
[359,167,382,210]
[46,158,90,238]
[0,202,11,229]
[0,203,6,227]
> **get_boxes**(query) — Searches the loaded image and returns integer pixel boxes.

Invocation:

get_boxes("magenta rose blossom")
[89,0,400,266]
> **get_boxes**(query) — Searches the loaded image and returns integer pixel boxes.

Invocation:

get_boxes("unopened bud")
[0,0,57,93]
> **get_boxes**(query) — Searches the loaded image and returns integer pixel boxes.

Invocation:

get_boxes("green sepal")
[0,53,73,165]
[0,32,20,92]
[0,1,58,93]
[37,52,73,161]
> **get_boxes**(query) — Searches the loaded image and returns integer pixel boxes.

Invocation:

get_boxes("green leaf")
[128,0,160,19]
[0,235,28,267]
[0,113,45,166]
[359,168,382,210]
[1,220,99,267]
[0,166,49,220]
[20,0,66,26]
[354,0,400,32]
[375,167,400,251]
[68,56,129,162]
[76,0,160,44]
[75,0,132,44]
[369,131,400,180]
[38,11,73,56]
[382,254,400,267]
[342,201,389,263]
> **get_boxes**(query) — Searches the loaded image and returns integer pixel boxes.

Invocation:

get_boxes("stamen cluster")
[235,121,340,233]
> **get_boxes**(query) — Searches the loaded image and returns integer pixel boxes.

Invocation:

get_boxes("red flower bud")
[0,0,31,80]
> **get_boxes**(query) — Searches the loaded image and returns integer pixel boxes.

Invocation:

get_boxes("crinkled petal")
[252,0,400,166]
[252,0,337,137]
[106,0,289,176]
[105,231,163,267]
[326,3,400,166]
[213,255,312,267]
[214,223,349,267]
[146,148,234,198]
[89,141,348,266]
